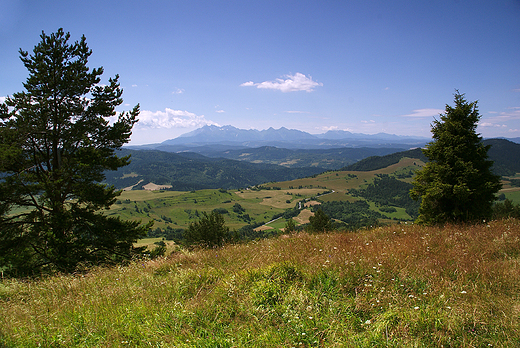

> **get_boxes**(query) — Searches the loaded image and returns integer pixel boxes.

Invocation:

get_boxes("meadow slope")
[1,219,519,347]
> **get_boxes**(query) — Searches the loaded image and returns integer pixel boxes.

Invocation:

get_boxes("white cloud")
[132,84,138,87]
[317,126,341,131]
[215,110,225,113]
[285,110,309,114]
[476,107,520,136]
[241,73,323,92]
[479,122,507,128]
[484,107,520,122]
[172,88,184,94]
[0,96,6,104]
[402,109,444,117]
[136,108,219,129]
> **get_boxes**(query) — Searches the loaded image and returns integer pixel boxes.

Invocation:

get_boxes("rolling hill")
[342,138,520,176]
[102,142,520,241]
[109,139,520,193]
[192,146,407,169]
[104,149,325,191]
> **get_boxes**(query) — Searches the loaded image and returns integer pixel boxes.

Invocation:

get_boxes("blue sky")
[2,0,520,145]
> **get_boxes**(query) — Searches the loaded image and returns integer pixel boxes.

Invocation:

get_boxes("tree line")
[349,174,420,219]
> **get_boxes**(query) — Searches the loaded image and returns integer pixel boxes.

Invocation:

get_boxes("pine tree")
[284,218,296,233]
[308,208,332,232]
[0,29,150,276]
[184,211,230,247]
[410,91,502,225]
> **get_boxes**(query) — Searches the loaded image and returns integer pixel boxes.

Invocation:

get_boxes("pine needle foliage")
[0,29,150,276]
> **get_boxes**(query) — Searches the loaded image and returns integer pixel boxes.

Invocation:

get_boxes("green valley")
[106,149,520,244]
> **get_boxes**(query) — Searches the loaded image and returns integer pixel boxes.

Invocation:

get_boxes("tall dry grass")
[1,219,519,347]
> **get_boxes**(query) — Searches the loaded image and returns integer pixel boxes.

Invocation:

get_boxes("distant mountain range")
[129,125,432,151]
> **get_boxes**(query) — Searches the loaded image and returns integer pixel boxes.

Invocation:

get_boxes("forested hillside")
[342,148,427,171]
[348,174,420,218]
[130,144,413,170]
[342,138,520,176]
[197,146,407,169]
[104,149,325,190]
[115,138,518,193]
[485,138,520,176]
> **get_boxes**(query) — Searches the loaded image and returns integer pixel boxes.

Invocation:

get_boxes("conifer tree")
[308,208,332,232]
[284,218,296,233]
[410,91,502,224]
[0,29,150,276]
[184,211,230,247]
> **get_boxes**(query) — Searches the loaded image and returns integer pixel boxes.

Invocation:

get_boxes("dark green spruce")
[410,91,502,224]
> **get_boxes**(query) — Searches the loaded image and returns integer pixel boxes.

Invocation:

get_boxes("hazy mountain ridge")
[116,124,520,192]
[132,126,520,150]
[131,125,431,150]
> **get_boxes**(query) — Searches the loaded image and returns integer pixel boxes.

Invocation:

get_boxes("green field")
[106,187,325,231]
[10,156,519,239]
[102,156,520,237]
[504,189,520,202]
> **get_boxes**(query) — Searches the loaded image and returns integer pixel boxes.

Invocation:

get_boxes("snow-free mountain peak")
[158,125,430,149]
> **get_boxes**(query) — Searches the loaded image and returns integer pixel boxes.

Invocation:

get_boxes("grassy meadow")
[1,219,519,347]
